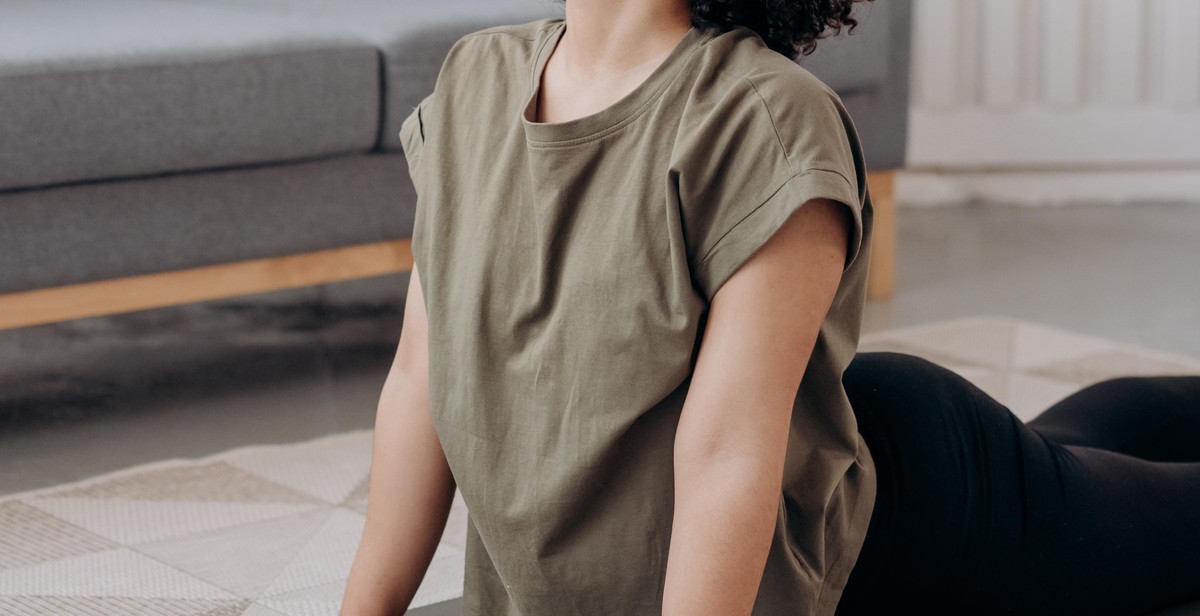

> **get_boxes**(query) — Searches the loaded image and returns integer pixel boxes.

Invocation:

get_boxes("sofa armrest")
[797,0,913,171]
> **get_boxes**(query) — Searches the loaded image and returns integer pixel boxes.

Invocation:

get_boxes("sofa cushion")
[183,0,564,153]
[0,0,381,192]
[0,153,415,294]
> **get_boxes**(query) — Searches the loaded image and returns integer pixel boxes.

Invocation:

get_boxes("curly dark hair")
[555,0,873,60]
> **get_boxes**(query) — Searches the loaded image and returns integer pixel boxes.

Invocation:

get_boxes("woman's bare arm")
[663,198,852,616]
[341,264,457,616]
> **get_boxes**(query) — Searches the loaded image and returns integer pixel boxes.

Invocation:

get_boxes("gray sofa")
[0,0,910,331]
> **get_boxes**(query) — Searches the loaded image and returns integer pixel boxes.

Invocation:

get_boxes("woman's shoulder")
[677,28,861,182]
[420,17,558,104]
[438,17,559,74]
[687,27,849,134]
[455,17,561,43]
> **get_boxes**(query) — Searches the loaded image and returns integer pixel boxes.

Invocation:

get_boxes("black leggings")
[835,352,1200,616]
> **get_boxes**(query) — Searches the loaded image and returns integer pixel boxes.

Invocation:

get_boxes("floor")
[2,200,1199,616]
[5,316,1196,616]
[862,199,1200,359]
[2,200,1199,501]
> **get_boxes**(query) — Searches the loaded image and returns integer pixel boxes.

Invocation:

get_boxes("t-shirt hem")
[813,433,878,615]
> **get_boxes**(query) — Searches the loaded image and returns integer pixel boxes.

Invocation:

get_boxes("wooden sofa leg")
[866,170,896,302]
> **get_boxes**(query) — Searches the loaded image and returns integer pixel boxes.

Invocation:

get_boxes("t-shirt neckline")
[522,19,712,146]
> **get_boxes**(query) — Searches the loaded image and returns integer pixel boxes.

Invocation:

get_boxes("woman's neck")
[556,0,693,80]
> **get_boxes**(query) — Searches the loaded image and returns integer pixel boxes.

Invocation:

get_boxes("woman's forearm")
[662,451,784,616]
[341,373,457,616]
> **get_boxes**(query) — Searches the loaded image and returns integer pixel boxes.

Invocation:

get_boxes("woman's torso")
[401,17,877,615]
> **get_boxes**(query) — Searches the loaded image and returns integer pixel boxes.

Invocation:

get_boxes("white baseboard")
[896,169,1200,208]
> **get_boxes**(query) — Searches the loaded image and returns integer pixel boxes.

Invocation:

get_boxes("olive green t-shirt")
[398,16,876,616]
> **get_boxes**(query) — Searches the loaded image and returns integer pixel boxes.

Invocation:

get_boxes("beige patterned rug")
[3,316,1199,615]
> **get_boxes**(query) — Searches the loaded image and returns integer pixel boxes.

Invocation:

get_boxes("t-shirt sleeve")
[399,30,481,185]
[399,92,433,184]
[675,73,868,303]
[397,32,487,277]
[399,94,431,274]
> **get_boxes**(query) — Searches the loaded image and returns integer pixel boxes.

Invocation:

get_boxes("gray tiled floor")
[1,201,1199,615]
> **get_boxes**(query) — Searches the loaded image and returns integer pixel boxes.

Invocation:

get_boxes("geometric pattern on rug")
[1,316,1198,615]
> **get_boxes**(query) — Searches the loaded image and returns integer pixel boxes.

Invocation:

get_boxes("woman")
[340,1,1200,614]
